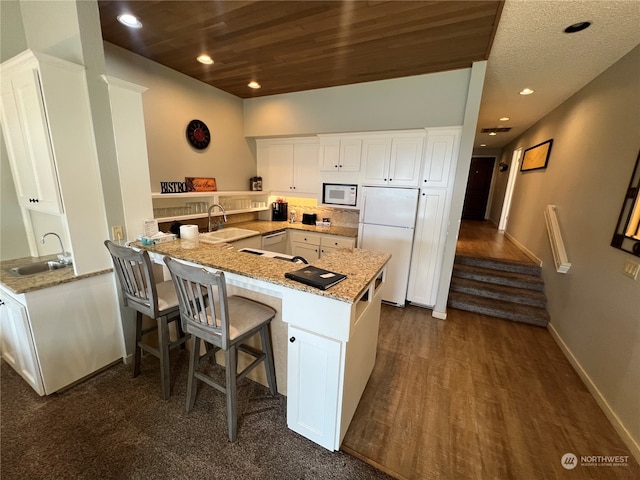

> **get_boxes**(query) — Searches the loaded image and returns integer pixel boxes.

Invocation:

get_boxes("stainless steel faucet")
[41,232,73,265]
[207,204,228,232]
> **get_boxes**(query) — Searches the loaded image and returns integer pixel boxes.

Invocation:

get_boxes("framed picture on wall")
[521,139,553,172]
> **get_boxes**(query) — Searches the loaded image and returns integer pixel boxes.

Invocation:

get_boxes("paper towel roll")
[179,225,199,243]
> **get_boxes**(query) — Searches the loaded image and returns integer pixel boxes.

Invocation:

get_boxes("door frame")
[498,147,523,231]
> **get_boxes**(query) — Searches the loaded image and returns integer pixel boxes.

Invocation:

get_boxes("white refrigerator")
[358,186,419,306]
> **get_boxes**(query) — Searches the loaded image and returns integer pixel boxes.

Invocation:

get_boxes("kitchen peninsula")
[137,238,390,451]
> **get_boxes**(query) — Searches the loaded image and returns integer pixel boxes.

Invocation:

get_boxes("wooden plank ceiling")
[98,1,503,98]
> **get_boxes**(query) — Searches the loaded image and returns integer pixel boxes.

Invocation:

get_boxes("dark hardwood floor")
[341,221,639,480]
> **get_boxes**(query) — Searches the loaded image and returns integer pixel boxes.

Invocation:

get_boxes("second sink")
[199,228,260,244]
[10,260,70,277]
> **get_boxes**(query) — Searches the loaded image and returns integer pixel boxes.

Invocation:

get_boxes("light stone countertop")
[0,255,112,295]
[137,239,389,304]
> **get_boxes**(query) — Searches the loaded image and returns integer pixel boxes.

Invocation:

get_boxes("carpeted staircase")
[448,255,549,327]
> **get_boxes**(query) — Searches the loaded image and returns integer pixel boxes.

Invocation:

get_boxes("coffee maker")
[271,202,288,221]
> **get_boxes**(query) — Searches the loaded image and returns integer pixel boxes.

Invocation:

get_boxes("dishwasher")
[261,231,288,254]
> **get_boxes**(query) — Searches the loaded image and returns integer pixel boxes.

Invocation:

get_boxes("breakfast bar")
[136,239,390,451]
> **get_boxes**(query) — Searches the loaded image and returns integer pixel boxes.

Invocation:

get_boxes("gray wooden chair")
[163,256,277,442]
[105,240,188,399]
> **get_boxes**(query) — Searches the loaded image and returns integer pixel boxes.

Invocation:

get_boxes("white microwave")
[322,183,357,206]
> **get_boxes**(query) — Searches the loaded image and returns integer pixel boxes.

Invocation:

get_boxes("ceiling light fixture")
[480,144,487,147]
[248,81,261,89]
[489,132,497,136]
[519,88,534,95]
[117,14,142,29]
[499,117,510,121]
[196,54,214,65]
[564,21,592,34]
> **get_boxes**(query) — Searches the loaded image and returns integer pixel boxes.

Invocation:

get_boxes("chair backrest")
[164,256,230,349]
[104,240,159,318]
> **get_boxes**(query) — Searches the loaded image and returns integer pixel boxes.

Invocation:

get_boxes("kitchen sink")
[10,260,70,276]
[199,228,260,244]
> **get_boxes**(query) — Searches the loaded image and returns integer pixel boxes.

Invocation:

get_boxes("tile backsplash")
[287,199,359,228]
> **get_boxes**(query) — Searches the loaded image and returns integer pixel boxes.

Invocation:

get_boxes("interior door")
[462,157,495,220]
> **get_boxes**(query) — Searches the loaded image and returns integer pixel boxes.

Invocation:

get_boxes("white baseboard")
[548,323,640,463]
[431,309,447,320]
[503,231,543,266]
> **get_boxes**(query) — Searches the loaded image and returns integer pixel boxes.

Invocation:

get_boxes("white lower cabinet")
[407,188,448,307]
[0,274,124,395]
[0,293,45,395]
[320,235,356,257]
[287,326,341,449]
[290,231,320,259]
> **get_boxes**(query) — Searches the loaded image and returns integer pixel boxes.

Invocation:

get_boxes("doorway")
[462,157,495,220]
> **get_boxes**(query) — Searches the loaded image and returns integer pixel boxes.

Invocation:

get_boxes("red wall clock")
[186,119,211,150]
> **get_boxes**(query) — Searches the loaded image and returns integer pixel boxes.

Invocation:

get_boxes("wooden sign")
[185,177,217,192]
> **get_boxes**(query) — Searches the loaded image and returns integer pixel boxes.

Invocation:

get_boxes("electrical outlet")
[623,259,639,280]
[111,226,124,241]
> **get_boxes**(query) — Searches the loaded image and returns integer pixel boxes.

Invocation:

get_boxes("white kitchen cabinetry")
[1,57,62,213]
[258,138,319,195]
[319,137,362,172]
[420,128,461,188]
[287,326,341,447]
[0,275,124,396]
[361,132,425,187]
[320,235,356,257]
[0,292,45,395]
[407,189,448,307]
[290,231,320,260]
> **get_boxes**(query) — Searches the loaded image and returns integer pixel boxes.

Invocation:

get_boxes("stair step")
[452,263,545,291]
[455,255,541,276]
[450,277,547,308]
[448,291,549,327]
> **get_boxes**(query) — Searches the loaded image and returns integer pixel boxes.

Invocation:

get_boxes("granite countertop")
[137,239,389,304]
[229,220,358,238]
[0,255,112,295]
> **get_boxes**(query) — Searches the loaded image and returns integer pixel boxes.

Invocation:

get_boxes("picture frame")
[521,139,553,172]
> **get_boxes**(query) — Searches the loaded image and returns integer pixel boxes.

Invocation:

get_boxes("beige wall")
[104,43,255,193]
[495,45,640,450]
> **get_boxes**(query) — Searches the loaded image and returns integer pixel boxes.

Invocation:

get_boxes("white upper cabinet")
[1,61,63,214]
[421,128,462,188]
[259,138,319,195]
[319,137,362,172]
[361,132,424,187]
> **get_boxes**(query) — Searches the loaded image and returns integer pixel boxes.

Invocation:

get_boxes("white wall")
[243,69,471,137]
[104,43,256,192]
[497,45,640,455]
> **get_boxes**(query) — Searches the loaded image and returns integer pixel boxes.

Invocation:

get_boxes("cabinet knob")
[389,178,393,181]
[384,178,387,181]
[334,164,338,168]
[289,336,296,343]
[0,299,5,306]
[422,192,426,196]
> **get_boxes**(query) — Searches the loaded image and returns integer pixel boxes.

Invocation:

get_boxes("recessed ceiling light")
[196,54,214,65]
[248,81,261,89]
[499,117,510,121]
[564,21,591,34]
[489,132,497,136]
[519,88,534,95]
[480,144,487,147]
[117,14,142,29]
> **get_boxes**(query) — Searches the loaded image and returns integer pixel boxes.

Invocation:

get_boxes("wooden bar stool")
[105,241,189,399]
[164,256,277,442]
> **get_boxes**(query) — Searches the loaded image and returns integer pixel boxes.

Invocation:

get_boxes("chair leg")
[186,337,200,412]
[225,345,238,442]
[133,312,143,378]
[158,316,171,400]
[260,324,277,396]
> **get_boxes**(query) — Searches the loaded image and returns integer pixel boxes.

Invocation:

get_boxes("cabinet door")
[361,137,392,185]
[339,138,362,172]
[0,294,45,395]
[291,242,320,260]
[319,138,340,171]
[1,68,63,213]
[388,136,424,187]
[292,142,319,194]
[421,129,460,188]
[287,325,341,450]
[268,143,295,192]
[407,188,447,307]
